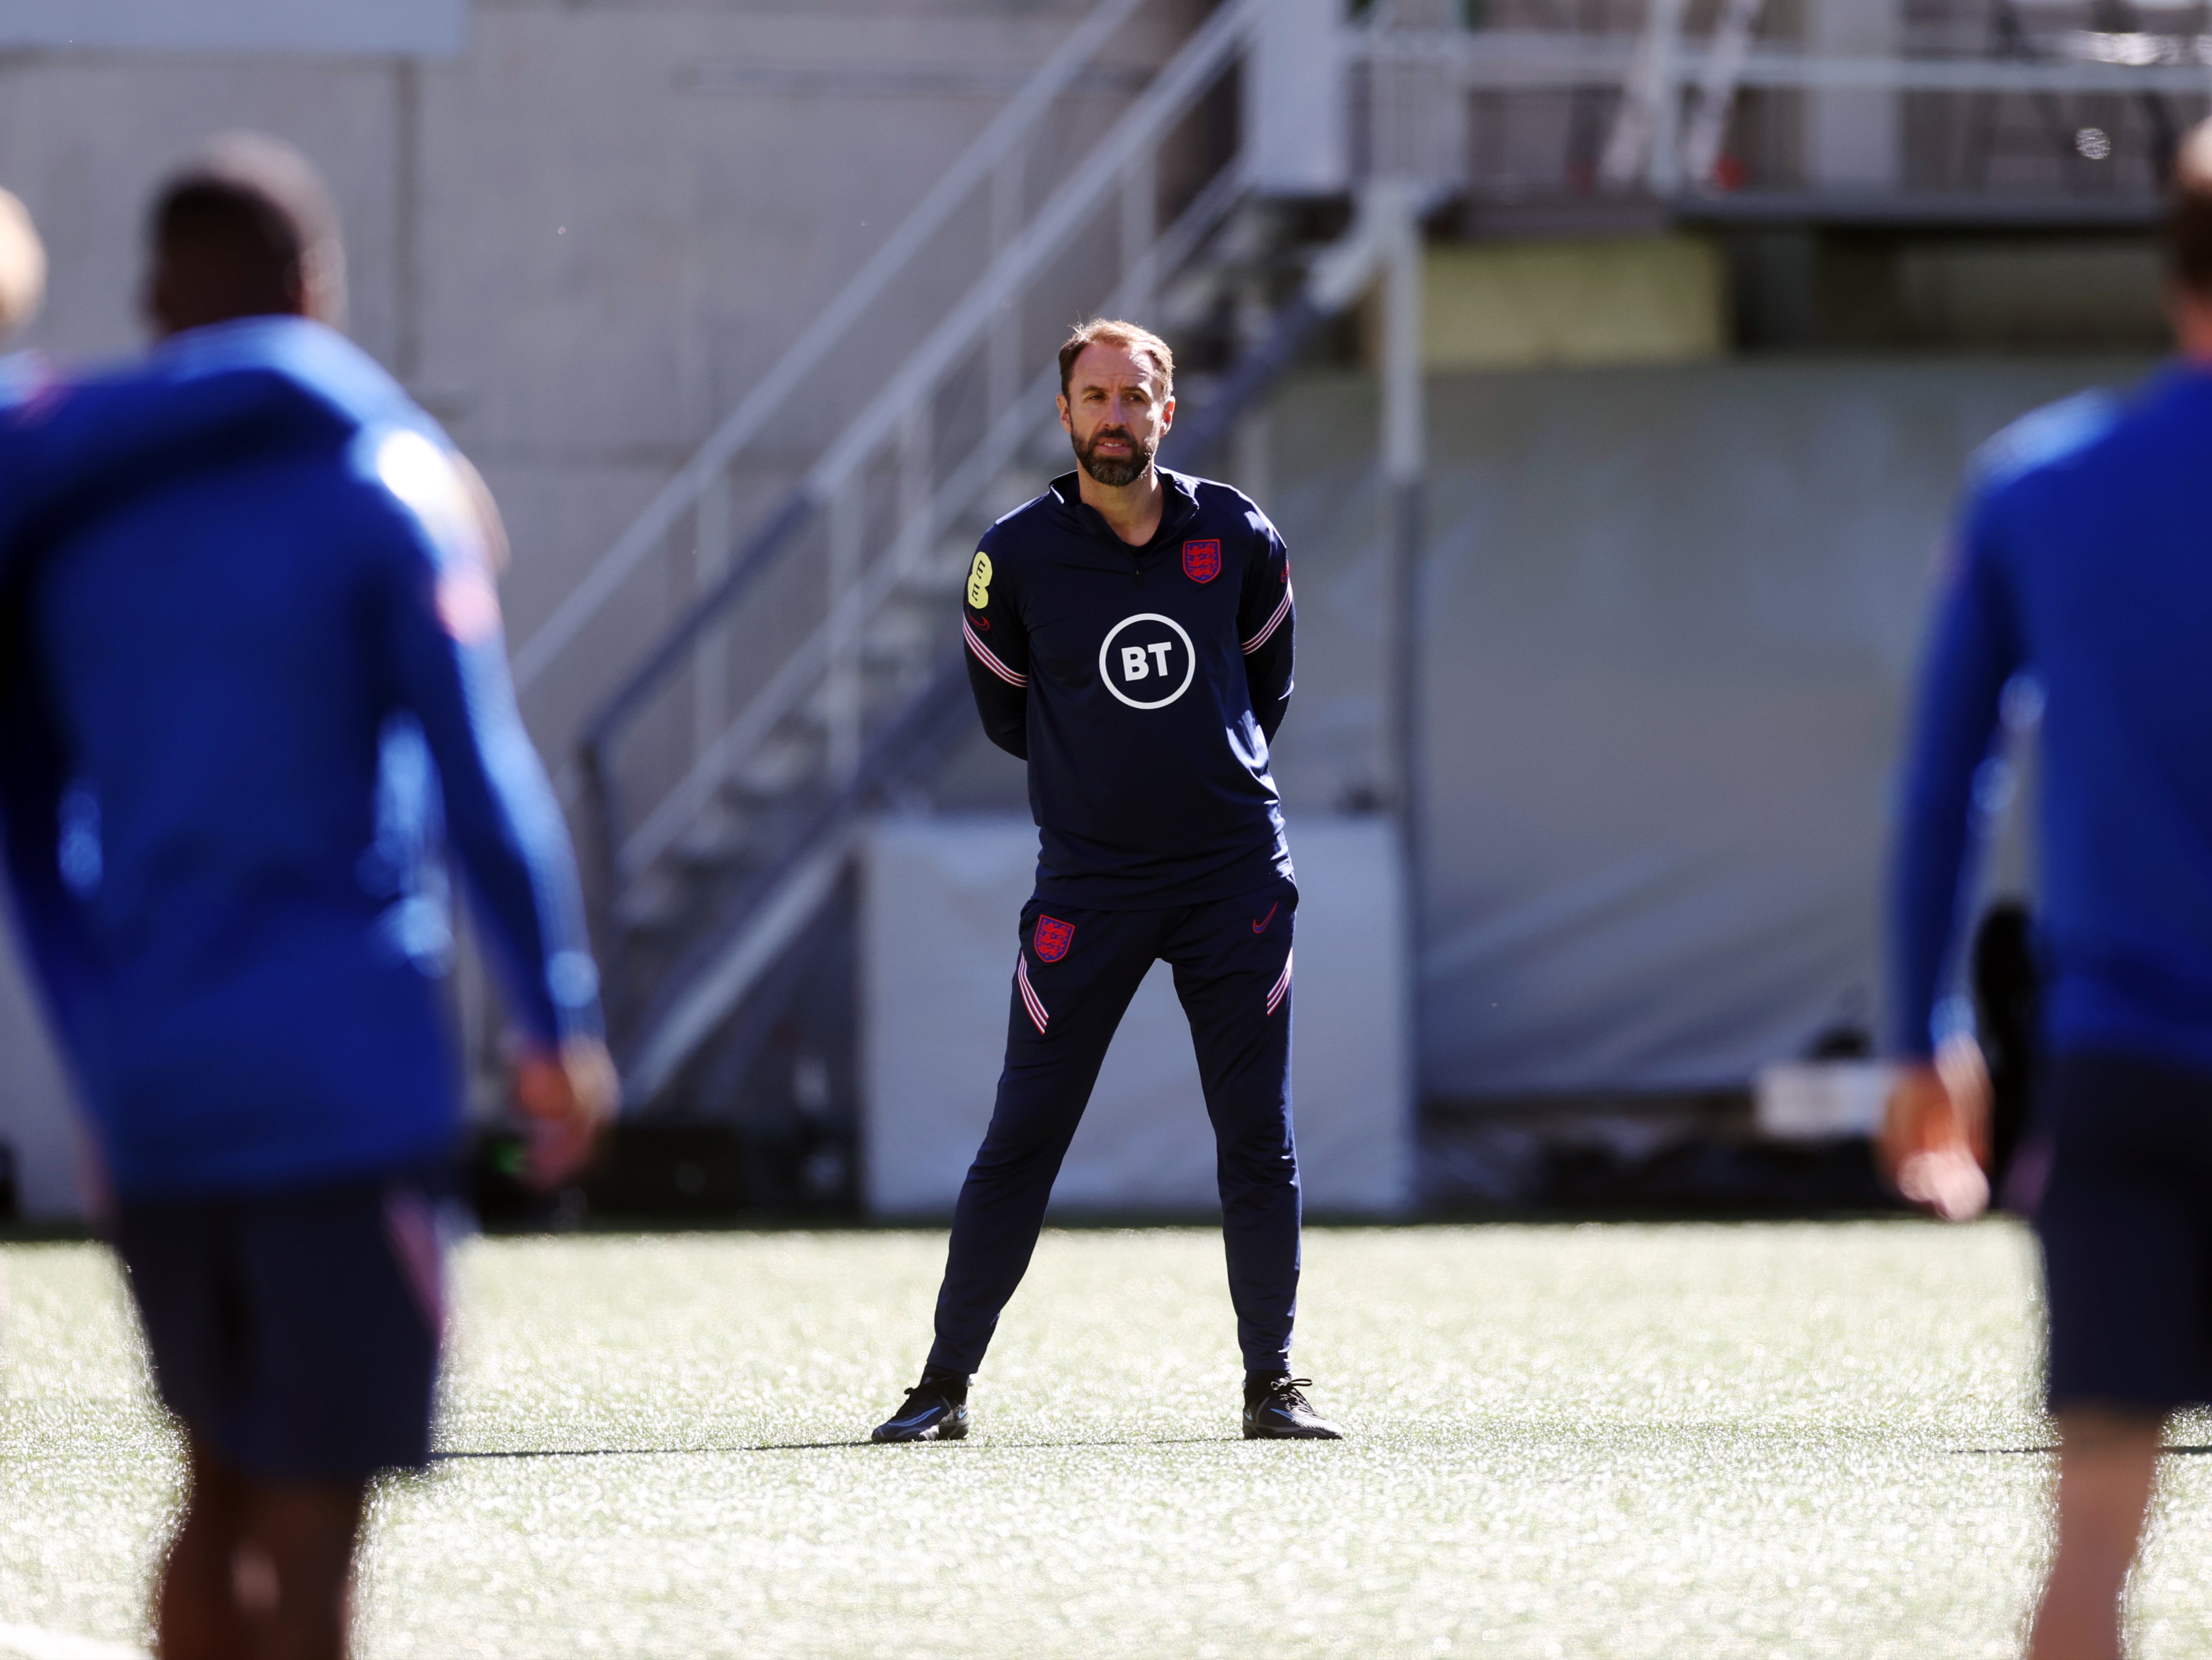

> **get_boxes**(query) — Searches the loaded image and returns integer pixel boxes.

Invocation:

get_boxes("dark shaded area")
[1704,223,2169,355]
[1421,1091,1902,1217]
[466,1115,856,1233]
[1974,900,2040,1202]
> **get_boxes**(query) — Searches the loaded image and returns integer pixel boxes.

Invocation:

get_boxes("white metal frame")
[1358,16,2212,195]
[511,0,1154,697]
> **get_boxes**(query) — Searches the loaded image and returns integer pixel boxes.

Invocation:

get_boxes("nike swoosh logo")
[1252,903,1278,934]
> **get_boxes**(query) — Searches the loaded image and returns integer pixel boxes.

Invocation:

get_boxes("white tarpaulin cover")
[859,815,1411,1217]
[1244,359,2143,1095]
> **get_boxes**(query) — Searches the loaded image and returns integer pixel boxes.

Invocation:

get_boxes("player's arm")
[960,538,1029,758]
[1881,501,2023,1217]
[366,436,614,1181]
[1239,517,1295,742]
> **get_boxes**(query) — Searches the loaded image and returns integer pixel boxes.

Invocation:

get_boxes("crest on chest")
[1182,539,1221,584]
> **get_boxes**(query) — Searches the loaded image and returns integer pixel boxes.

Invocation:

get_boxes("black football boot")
[1241,1374,1342,1440]
[871,1368,972,1443]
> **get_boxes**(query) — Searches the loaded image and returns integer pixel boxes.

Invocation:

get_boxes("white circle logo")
[1099,613,1195,710]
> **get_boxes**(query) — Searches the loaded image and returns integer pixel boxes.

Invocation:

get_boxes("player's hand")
[510,1038,618,1190]
[1879,1058,1990,1223]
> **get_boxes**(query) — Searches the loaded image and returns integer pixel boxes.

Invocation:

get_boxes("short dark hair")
[150,133,344,325]
[1057,318,1174,400]
[2165,120,2212,297]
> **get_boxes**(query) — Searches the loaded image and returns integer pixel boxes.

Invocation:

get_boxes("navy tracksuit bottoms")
[927,881,1302,1376]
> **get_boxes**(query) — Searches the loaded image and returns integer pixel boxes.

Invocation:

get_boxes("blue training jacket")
[0,318,602,1201]
[961,467,1296,909]
[1890,361,2212,1070]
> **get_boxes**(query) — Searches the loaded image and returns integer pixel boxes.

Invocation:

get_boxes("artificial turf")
[6,1219,2211,1658]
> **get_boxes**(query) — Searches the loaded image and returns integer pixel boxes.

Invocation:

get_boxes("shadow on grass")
[434,1434,1233,1460]
[1961,1446,2212,1456]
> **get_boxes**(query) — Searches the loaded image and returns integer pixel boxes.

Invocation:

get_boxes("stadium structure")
[0,0,2193,1221]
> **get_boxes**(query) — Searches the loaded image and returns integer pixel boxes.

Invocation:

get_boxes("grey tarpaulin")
[1254,358,2145,1095]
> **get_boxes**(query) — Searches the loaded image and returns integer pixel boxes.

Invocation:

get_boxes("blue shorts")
[114,1166,448,1481]
[2038,1052,2212,1415]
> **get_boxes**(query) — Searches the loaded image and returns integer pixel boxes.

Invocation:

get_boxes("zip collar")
[1045,466,1202,561]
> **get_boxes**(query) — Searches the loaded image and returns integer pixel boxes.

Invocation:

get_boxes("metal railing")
[510,0,1159,706]
[1354,1,2212,201]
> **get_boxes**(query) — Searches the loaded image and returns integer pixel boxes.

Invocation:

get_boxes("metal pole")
[1376,180,1425,1089]
[1645,0,1688,194]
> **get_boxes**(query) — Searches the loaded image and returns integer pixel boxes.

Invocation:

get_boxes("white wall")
[1805,0,1901,190]
[1245,0,1346,195]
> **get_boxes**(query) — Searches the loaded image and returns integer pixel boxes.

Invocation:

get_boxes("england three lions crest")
[1033,915,1075,961]
[1182,539,1221,584]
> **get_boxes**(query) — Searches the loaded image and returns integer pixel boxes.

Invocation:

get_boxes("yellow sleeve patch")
[966,548,993,610]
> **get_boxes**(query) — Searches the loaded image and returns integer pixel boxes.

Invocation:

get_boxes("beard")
[1074,423,1154,488]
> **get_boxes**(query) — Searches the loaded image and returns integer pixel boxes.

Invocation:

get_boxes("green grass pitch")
[8,1219,2212,1657]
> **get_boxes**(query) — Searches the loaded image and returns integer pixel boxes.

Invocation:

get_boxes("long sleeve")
[368,437,603,1050]
[960,539,1029,759]
[1238,518,1295,743]
[1888,501,2024,1060]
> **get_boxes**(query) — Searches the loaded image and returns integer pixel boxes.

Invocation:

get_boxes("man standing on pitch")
[0,138,611,1658]
[871,319,1337,1443]
[1885,120,2212,1660]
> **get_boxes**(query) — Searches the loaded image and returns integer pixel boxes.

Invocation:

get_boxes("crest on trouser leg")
[1033,915,1075,961]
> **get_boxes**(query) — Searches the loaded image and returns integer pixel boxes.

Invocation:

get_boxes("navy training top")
[960,467,1296,909]
[1890,362,2212,1069]
[0,318,602,1201]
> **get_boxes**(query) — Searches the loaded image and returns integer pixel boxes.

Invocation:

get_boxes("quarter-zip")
[1052,470,1202,582]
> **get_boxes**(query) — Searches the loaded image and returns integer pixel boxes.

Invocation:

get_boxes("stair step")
[722,734,823,801]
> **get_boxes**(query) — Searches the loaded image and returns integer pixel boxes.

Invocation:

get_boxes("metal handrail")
[1358,25,2212,95]
[510,0,1151,696]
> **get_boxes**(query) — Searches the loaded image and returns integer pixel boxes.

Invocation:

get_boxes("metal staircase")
[558,0,1275,1109]
[547,0,1443,1117]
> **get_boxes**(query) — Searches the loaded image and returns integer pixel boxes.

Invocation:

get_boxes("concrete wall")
[0,0,1196,1218]
[0,0,1195,752]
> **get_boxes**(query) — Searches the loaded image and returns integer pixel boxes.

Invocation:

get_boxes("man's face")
[1057,343,1174,488]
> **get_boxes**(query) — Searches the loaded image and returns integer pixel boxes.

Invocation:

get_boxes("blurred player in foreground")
[0,136,612,1659]
[871,320,1337,1444]
[0,183,45,372]
[1884,119,2212,1660]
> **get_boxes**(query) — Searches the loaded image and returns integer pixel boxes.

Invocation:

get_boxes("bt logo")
[1099,613,1195,710]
